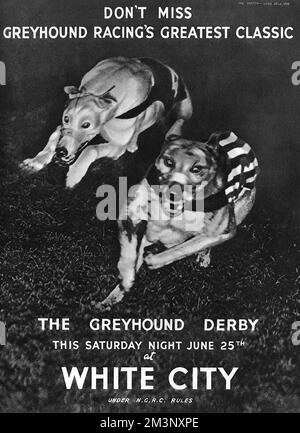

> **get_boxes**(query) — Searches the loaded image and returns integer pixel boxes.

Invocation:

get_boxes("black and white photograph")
[0,0,299,418]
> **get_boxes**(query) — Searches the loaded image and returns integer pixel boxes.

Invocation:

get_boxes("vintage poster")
[0,0,299,422]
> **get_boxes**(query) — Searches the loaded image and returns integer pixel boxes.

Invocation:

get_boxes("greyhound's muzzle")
[54,130,89,166]
[55,146,68,159]
[159,182,185,216]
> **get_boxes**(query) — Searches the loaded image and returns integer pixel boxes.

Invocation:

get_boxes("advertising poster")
[0,0,299,423]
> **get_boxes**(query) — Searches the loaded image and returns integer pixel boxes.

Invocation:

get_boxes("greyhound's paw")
[127,142,138,153]
[196,250,211,268]
[92,300,112,312]
[65,172,83,189]
[19,158,44,173]
[144,253,163,270]
[92,285,125,311]
[65,180,77,189]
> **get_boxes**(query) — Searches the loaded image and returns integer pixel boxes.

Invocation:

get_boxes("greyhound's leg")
[126,129,140,153]
[196,249,211,268]
[127,141,138,153]
[94,232,139,311]
[65,147,98,188]
[95,220,148,311]
[171,81,193,122]
[20,126,61,172]
[162,80,192,137]
[126,115,145,153]
[136,237,152,270]
[165,118,185,139]
[65,144,113,188]
[106,237,151,307]
[234,188,256,226]
[145,231,236,270]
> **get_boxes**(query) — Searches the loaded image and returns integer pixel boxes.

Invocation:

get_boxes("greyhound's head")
[54,58,154,165]
[54,86,116,165]
[157,137,225,189]
[147,123,228,212]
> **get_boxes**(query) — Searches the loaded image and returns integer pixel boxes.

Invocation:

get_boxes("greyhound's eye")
[163,156,175,168]
[63,115,69,124]
[190,165,204,175]
[81,121,91,129]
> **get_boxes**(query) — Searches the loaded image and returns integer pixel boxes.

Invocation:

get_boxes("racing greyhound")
[20,57,192,188]
[96,124,259,310]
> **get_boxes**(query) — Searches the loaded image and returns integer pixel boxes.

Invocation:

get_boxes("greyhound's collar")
[53,133,108,167]
[163,189,228,215]
[67,85,116,101]
[185,190,228,213]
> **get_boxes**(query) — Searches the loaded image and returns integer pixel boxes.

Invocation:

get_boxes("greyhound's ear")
[165,134,181,143]
[64,85,79,97]
[206,131,232,172]
[206,131,232,148]
[205,132,225,161]
[165,119,184,141]
[207,132,221,147]
[97,98,111,108]
[94,95,116,109]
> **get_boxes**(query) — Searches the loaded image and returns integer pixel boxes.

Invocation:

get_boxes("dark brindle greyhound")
[96,125,259,310]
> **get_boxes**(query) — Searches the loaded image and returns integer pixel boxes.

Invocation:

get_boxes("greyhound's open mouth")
[53,155,76,167]
[53,133,108,167]
[53,140,90,167]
